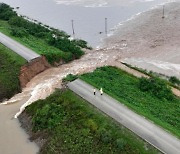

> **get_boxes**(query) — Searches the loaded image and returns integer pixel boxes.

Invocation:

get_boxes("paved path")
[68,79,180,154]
[0,32,40,61]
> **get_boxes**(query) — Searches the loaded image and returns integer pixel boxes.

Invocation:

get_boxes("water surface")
[0,0,172,47]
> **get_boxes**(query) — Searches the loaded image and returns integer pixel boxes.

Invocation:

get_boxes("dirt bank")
[19,56,51,88]
[18,111,48,150]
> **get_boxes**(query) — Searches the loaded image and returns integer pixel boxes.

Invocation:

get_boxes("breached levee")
[19,56,51,88]
[0,49,111,153]
[6,50,110,119]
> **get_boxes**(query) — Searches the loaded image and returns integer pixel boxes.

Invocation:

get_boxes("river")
[0,0,173,47]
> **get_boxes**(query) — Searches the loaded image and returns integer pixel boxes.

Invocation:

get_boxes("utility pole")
[162,5,165,19]
[71,20,75,38]
[105,17,108,35]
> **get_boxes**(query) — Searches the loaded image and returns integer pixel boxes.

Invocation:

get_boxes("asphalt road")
[0,32,40,61]
[68,79,180,154]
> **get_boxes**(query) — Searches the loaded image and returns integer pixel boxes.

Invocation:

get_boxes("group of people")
[93,88,103,96]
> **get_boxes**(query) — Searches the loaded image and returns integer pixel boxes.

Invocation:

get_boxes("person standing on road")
[100,88,103,96]
[93,88,96,95]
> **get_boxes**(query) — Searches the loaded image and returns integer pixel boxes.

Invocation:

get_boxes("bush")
[63,74,78,82]
[116,138,127,150]
[10,27,28,37]
[72,39,92,50]
[169,76,180,85]
[32,103,63,131]
[85,119,98,133]
[139,77,174,100]
[0,3,16,20]
[43,51,63,64]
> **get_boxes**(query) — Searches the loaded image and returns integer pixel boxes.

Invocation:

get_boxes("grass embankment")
[26,89,158,154]
[0,4,91,64]
[0,43,26,101]
[80,66,180,138]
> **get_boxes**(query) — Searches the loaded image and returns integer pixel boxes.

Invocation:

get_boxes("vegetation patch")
[25,89,158,154]
[80,66,180,138]
[0,43,26,101]
[62,74,78,82]
[139,77,174,100]
[169,76,180,86]
[0,3,91,64]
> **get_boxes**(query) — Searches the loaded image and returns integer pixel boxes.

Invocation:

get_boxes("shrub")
[72,39,92,50]
[32,103,63,131]
[116,138,127,150]
[63,74,78,82]
[169,76,180,85]
[43,51,63,64]
[0,3,16,20]
[10,27,28,37]
[85,119,98,133]
[139,77,174,100]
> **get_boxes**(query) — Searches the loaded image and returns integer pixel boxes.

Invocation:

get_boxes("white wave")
[54,0,171,7]
[55,0,108,7]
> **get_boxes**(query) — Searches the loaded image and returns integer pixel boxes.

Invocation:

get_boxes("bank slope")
[0,43,26,101]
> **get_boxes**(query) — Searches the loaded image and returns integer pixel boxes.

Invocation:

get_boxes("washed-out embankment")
[0,56,50,102]
[19,56,51,88]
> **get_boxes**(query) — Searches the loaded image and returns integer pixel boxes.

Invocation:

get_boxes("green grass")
[80,66,180,138]
[0,43,26,101]
[26,89,158,154]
